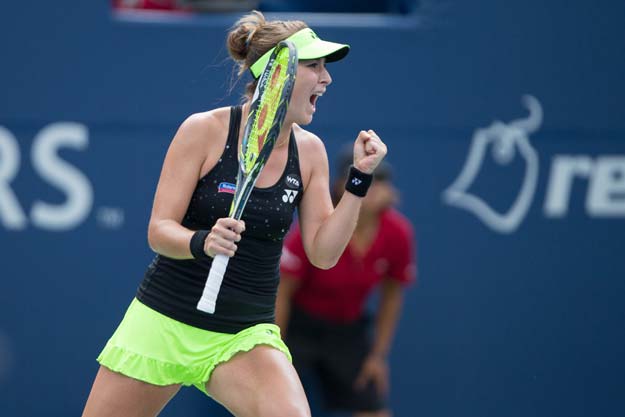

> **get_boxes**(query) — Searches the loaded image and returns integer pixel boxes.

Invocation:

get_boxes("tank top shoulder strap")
[226,105,242,152]
[286,129,302,176]
[288,129,298,159]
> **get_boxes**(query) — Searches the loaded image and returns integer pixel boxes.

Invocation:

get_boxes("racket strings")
[243,51,290,174]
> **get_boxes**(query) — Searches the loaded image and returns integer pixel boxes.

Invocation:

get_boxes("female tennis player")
[82,10,386,417]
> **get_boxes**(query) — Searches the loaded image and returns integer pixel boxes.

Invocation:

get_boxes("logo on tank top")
[217,182,236,194]
[285,174,301,189]
[282,189,299,203]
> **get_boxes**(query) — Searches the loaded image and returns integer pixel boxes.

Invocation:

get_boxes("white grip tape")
[196,254,229,313]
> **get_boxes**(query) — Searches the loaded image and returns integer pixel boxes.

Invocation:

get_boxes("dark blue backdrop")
[1,1,624,416]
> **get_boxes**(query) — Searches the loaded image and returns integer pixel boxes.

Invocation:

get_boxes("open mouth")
[309,92,323,108]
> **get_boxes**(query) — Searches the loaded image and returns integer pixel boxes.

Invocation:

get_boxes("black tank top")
[137,106,304,333]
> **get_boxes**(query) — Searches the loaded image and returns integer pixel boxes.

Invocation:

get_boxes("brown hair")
[227,10,307,98]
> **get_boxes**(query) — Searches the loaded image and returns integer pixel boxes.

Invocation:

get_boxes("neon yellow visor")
[250,28,350,78]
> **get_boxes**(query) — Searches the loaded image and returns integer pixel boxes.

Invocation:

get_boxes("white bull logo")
[443,95,543,233]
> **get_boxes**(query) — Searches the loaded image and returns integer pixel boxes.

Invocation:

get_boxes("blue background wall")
[1,1,624,416]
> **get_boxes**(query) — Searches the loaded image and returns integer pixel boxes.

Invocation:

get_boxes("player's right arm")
[147,110,243,260]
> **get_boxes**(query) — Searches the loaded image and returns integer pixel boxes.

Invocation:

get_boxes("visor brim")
[249,29,350,78]
[297,39,350,63]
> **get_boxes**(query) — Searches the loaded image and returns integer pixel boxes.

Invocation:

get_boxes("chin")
[299,115,314,126]
[292,110,313,126]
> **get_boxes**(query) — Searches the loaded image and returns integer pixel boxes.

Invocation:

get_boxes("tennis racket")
[197,40,298,314]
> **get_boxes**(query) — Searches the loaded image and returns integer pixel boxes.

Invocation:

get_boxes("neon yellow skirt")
[97,298,291,395]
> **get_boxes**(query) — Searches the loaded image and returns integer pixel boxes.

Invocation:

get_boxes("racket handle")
[196,254,229,313]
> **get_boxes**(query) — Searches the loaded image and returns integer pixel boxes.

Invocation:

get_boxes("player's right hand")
[204,218,246,258]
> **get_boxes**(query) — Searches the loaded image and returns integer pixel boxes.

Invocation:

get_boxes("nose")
[320,65,332,86]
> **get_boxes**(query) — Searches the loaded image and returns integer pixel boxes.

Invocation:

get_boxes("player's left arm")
[297,129,387,269]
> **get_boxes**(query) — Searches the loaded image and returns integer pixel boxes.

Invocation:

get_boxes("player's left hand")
[353,353,389,396]
[352,129,387,174]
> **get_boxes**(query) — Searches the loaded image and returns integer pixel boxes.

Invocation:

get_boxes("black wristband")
[190,230,211,259]
[345,165,373,197]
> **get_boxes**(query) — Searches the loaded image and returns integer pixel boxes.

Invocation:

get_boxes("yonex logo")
[352,178,362,186]
[282,189,298,203]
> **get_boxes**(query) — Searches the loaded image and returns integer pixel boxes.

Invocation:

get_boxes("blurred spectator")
[112,0,259,12]
[112,0,182,11]
[277,151,417,417]
[112,0,419,14]
[178,0,260,12]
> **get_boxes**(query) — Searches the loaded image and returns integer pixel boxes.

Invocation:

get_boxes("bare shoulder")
[293,124,327,160]
[168,107,231,165]
[176,107,229,144]
[293,124,325,151]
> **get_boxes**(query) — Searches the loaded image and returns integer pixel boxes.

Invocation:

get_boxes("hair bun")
[227,10,266,63]
[225,11,307,96]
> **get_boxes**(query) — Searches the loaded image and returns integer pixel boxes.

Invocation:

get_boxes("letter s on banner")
[31,123,93,231]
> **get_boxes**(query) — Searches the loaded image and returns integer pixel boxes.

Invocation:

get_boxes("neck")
[274,123,292,148]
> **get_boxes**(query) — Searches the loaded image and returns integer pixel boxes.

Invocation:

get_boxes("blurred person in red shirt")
[277,151,416,417]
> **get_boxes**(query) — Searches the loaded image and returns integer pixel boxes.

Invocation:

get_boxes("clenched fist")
[352,130,387,174]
